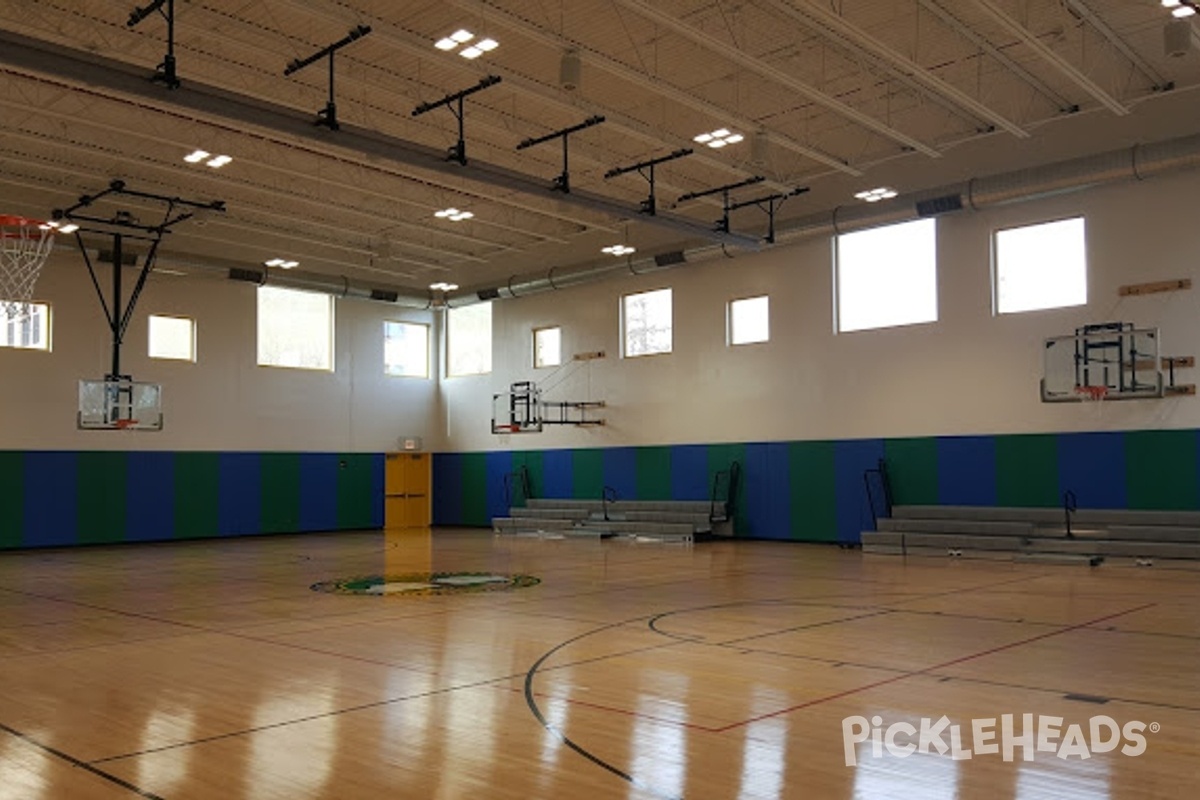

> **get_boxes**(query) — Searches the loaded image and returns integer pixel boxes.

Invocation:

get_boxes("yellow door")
[384,452,431,528]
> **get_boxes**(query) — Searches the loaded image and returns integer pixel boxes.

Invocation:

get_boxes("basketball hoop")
[1074,385,1108,403]
[0,215,55,320]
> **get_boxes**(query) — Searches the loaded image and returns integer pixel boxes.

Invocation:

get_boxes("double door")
[385,452,431,528]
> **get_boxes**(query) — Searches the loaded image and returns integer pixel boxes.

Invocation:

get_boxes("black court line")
[0,722,164,799]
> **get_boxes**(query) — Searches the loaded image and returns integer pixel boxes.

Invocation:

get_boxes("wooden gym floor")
[0,529,1195,799]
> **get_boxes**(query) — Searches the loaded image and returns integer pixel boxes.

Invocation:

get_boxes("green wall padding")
[996,434,1060,507]
[636,447,672,500]
[0,453,23,549]
[77,452,127,545]
[336,453,376,529]
[512,450,543,503]
[789,441,837,542]
[260,453,300,534]
[460,452,488,525]
[1126,430,1199,510]
[175,452,220,539]
[885,437,939,505]
[572,449,603,498]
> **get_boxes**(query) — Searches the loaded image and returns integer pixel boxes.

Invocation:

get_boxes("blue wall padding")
[485,451,513,522]
[127,451,176,541]
[835,439,887,543]
[299,453,339,531]
[602,447,638,500]
[24,451,77,547]
[540,449,574,498]
[1057,432,1127,509]
[670,445,711,501]
[743,443,790,539]
[218,452,261,536]
[937,436,998,506]
[432,453,463,526]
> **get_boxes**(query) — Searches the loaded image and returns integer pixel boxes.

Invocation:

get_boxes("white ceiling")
[1,0,1198,294]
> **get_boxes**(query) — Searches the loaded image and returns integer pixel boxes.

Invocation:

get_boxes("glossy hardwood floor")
[0,528,1195,799]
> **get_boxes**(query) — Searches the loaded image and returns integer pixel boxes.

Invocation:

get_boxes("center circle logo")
[311,572,540,596]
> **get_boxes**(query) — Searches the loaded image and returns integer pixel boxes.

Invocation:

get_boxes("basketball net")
[0,216,54,320]
[1074,385,1108,417]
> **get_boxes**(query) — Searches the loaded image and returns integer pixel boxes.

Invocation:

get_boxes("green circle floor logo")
[311,572,540,596]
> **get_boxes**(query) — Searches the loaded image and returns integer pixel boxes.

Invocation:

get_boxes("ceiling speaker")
[560,49,581,91]
[1165,20,1193,59]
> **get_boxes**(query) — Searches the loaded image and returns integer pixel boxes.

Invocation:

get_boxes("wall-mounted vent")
[654,250,687,267]
[915,194,964,217]
[228,267,264,283]
[370,289,399,302]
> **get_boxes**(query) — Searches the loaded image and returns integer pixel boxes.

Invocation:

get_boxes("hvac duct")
[456,131,1200,305]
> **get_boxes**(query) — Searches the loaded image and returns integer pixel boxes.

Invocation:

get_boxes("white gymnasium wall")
[440,166,1200,453]
[0,252,438,452]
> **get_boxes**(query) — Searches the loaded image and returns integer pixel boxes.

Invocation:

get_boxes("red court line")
[711,601,1157,733]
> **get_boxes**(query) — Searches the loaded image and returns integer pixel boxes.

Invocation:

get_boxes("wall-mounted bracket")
[726,187,809,243]
[413,76,503,166]
[284,25,373,130]
[127,0,180,89]
[516,115,605,193]
[677,176,765,233]
[605,149,692,216]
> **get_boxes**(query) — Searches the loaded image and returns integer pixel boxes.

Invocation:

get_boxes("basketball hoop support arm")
[283,25,372,130]
[605,149,693,216]
[56,180,224,380]
[516,115,605,193]
[127,0,179,89]
[412,76,502,166]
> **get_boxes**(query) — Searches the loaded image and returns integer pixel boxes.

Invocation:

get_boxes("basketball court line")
[0,722,164,800]
[709,602,1156,732]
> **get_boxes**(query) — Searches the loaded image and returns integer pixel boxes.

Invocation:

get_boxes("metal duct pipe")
[454,131,1200,305]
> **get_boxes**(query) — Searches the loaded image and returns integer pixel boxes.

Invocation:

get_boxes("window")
[994,217,1086,314]
[0,303,50,350]
[256,285,334,370]
[447,302,492,376]
[836,218,937,333]
[729,295,769,345]
[533,326,561,368]
[148,314,196,361]
[384,320,429,378]
[622,288,672,357]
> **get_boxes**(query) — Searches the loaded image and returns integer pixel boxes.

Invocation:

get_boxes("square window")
[0,303,50,350]
[148,314,196,361]
[384,320,429,378]
[836,218,937,333]
[622,288,672,357]
[729,295,769,345]
[534,326,561,368]
[447,302,492,376]
[256,286,334,370]
[994,217,1087,314]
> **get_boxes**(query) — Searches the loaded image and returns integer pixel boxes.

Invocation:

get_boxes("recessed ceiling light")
[205,155,232,168]
[855,187,899,202]
[694,128,744,148]
[435,30,498,57]
[435,208,473,221]
[58,223,80,234]
[1174,5,1196,16]
[184,149,210,163]
[450,29,474,43]
[459,46,483,59]
[429,281,459,292]
[265,258,299,269]
[476,38,499,52]
[602,245,636,256]
[435,37,458,50]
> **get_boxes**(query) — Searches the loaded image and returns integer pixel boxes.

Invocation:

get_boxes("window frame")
[727,294,770,346]
[446,301,493,378]
[533,325,562,369]
[992,215,1088,316]
[147,313,197,363]
[834,217,938,334]
[383,319,430,379]
[0,301,51,352]
[255,285,336,372]
[621,287,673,359]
